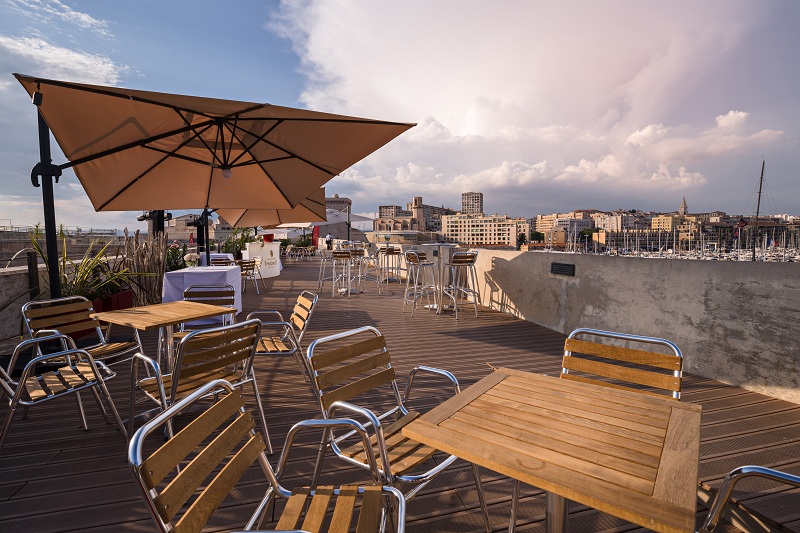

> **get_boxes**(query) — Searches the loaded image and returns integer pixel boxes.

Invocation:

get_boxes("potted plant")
[30,234,139,311]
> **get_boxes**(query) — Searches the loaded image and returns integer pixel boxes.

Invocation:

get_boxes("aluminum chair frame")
[129,318,273,453]
[252,255,267,290]
[247,290,319,381]
[403,251,439,316]
[701,465,800,532]
[331,249,355,298]
[22,295,143,366]
[129,378,405,533]
[304,325,491,533]
[440,251,481,319]
[238,259,260,294]
[0,334,126,453]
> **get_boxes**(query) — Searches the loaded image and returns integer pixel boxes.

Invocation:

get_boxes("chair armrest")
[246,310,285,323]
[402,365,461,403]
[276,417,382,483]
[701,465,800,532]
[326,400,392,476]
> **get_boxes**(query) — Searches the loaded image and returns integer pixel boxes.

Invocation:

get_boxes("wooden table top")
[90,300,233,330]
[402,367,701,533]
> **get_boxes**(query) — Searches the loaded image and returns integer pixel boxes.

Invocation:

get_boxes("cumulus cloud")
[716,110,749,130]
[269,1,790,215]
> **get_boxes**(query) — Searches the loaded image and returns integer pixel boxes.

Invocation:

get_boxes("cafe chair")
[239,259,260,294]
[247,290,319,381]
[129,379,405,533]
[129,318,273,453]
[22,296,143,366]
[700,465,800,533]
[331,249,355,298]
[253,255,267,289]
[304,325,492,533]
[0,334,126,453]
[561,327,683,399]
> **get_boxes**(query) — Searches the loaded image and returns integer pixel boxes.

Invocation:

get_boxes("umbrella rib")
[231,119,339,176]
[58,119,214,170]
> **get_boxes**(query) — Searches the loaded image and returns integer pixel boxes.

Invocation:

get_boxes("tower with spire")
[679,196,688,216]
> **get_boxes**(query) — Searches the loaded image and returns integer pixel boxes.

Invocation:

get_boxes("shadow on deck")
[1,260,798,532]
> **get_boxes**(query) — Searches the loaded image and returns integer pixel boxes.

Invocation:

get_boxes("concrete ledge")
[473,250,800,404]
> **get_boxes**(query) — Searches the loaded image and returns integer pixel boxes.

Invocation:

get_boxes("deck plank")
[0,260,798,532]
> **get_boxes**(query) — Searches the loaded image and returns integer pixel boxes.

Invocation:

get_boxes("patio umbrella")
[17,74,414,292]
[216,187,327,229]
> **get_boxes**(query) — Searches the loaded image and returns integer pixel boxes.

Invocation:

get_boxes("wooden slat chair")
[305,326,491,533]
[247,290,319,381]
[0,334,126,453]
[699,465,800,533]
[129,379,406,533]
[22,296,142,366]
[239,259,260,294]
[129,318,273,453]
[561,327,683,399]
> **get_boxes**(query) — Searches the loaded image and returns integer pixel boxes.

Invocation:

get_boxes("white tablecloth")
[162,266,242,325]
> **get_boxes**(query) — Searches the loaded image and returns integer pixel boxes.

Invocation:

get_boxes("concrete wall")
[0,266,46,351]
[474,250,800,404]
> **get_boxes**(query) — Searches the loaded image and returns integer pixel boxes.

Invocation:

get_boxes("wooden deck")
[1,260,799,532]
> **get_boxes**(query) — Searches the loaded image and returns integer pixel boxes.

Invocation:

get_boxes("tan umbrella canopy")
[216,187,327,228]
[16,73,414,211]
[17,73,413,295]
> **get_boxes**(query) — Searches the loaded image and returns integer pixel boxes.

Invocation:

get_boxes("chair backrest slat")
[316,351,392,390]
[153,411,256,522]
[139,389,246,489]
[24,300,93,318]
[320,368,396,410]
[311,335,387,371]
[27,308,97,331]
[172,433,266,533]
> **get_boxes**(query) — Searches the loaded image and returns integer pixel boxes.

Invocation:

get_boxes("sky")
[1,0,798,232]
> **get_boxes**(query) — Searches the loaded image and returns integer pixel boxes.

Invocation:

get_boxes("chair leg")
[97,379,128,440]
[472,463,492,533]
[249,377,273,455]
[0,403,18,454]
[311,426,332,489]
[88,386,111,424]
[73,391,89,431]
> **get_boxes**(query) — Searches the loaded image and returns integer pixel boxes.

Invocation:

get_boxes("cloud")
[270,1,789,215]
[5,0,112,38]
[716,110,749,130]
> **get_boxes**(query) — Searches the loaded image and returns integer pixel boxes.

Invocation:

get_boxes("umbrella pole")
[32,100,62,298]
[203,209,211,266]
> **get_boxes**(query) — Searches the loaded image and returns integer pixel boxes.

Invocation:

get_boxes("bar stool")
[331,249,354,298]
[441,251,481,319]
[317,248,332,289]
[403,250,438,316]
[379,247,402,293]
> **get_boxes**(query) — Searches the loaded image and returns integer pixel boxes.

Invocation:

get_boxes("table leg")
[509,478,520,533]
[546,492,569,533]
[163,324,175,372]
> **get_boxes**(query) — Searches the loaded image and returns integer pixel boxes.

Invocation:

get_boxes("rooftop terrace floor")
[1,260,799,532]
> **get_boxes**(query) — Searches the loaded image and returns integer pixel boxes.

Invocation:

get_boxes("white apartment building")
[441,213,530,246]
[534,210,595,233]
[591,212,637,232]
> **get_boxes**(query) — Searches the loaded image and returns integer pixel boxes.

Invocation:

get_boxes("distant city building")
[326,194,352,215]
[441,213,530,247]
[534,210,596,233]
[374,196,455,234]
[461,192,484,215]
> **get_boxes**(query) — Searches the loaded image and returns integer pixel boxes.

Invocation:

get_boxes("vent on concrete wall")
[551,262,576,276]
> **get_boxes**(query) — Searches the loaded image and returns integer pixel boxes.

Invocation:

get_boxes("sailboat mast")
[752,159,765,261]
